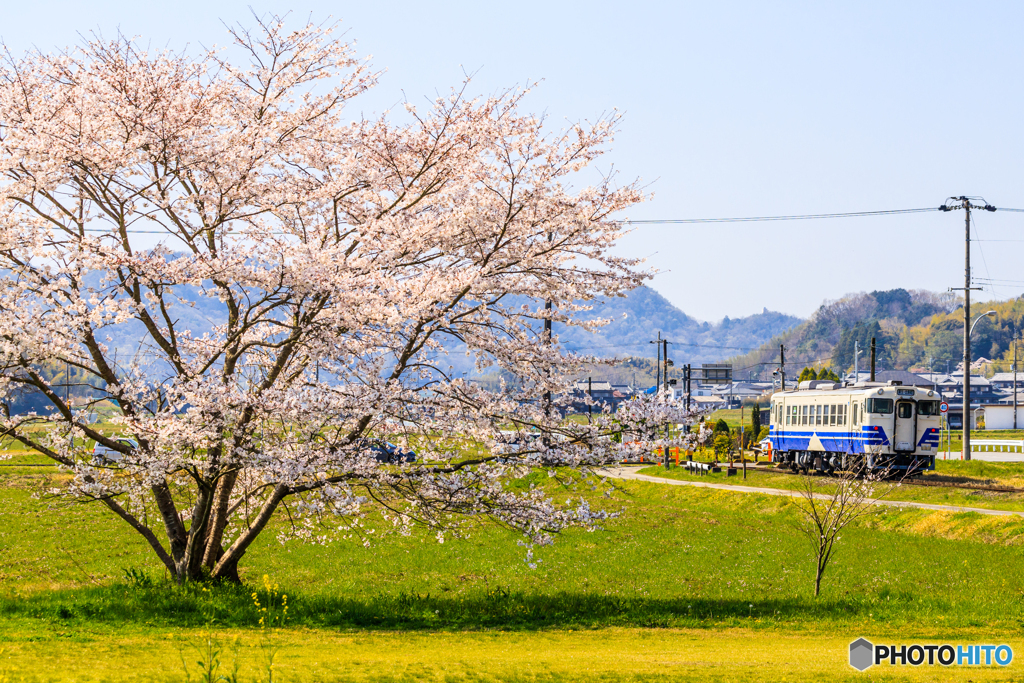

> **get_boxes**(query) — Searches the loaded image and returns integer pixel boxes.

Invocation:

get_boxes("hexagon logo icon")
[850,638,874,671]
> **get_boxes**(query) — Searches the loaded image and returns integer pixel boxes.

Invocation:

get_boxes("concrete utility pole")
[588,376,593,424]
[854,340,860,384]
[543,230,553,421]
[650,332,662,392]
[1015,333,1018,430]
[870,337,876,382]
[941,196,996,461]
[779,345,786,392]
[662,338,671,470]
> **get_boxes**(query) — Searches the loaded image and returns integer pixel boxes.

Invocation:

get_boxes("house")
[990,372,1024,390]
[979,404,1024,430]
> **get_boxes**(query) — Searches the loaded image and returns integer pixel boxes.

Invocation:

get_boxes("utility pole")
[588,376,593,424]
[942,196,996,461]
[663,338,672,470]
[779,345,786,392]
[1014,333,1018,430]
[543,230,553,423]
[650,332,662,392]
[684,363,692,434]
[870,337,876,382]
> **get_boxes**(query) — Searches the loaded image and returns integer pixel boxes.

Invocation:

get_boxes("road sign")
[940,401,949,414]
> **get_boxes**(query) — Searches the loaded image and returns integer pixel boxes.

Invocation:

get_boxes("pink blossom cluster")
[0,16,692,581]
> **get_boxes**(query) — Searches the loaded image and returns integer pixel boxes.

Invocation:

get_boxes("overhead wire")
[621,207,937,224]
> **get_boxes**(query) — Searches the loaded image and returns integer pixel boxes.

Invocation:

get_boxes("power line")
[621,207,937,225]
[40,205,950,235]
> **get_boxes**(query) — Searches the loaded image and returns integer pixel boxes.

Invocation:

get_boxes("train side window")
[840,404,846,425]
[801,405,808,425]
[867,398,893,414]
[815,405,822,426]
[823,405,830,426]
[830,405,837,426]
[853,403,859,425]
[791,406,797,425]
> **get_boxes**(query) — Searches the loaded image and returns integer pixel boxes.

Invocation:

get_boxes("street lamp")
[963,310,996,457]
[970,310,996,337]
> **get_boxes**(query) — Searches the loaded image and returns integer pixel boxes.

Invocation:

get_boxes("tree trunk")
[212,484,288,580]
[202,470,238,570]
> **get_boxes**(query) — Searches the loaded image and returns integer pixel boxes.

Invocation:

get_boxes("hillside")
[727,288,1024,379]
[555,286,803,364]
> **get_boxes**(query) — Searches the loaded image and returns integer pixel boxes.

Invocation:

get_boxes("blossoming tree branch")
[0,15,698,582]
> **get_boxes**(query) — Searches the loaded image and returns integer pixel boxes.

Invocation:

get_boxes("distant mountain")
[726,288,968,379]
[60,273,805,382]
[555,286,804,364]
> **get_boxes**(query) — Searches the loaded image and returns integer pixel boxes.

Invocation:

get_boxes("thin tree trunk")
[202,470,238,571]
[212,484,288,580]
[177,486,215,582]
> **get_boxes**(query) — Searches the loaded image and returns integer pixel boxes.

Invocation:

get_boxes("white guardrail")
[970,439,1024,453]
[959,439,1024,462]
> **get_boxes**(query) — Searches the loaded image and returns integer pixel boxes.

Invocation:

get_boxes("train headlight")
[877,389,884,395]
[927,391,934,397]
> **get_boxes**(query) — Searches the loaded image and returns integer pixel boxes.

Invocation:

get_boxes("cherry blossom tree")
[0,15,693,583]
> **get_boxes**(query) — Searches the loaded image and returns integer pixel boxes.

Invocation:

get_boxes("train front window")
[897,402,913,419]
[867,398,893,414]
[918,400,939,416]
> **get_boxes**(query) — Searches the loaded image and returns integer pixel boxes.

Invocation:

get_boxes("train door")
[894,400,916,452]
[776,400,784,450]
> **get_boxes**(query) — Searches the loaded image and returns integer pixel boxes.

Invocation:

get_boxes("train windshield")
[866,398,893,414]
[917,400,940,416]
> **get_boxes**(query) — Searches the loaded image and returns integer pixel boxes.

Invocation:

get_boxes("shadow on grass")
[0,580,905,631]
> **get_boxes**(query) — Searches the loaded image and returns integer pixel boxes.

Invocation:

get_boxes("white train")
[767,380,941,475]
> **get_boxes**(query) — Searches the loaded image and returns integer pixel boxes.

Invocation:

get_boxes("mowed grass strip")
[4,626,1024,682]
[635,460,1024,513]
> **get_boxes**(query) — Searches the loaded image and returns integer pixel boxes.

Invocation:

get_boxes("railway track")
[755,462,1024,494]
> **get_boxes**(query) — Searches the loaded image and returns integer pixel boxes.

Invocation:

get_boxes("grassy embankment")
[4,444,1024,680]
[636,459,1024,513]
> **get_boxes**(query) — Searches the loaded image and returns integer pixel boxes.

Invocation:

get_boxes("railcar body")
[767,380,940,475]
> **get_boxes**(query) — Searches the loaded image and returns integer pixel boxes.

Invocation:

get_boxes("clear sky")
[5,1,1024,321]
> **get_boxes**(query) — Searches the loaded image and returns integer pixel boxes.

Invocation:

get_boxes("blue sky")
[6,2,1024,320]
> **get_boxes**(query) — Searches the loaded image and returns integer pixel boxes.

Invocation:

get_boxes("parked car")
[345,438,416,463]
[92,437,138,464]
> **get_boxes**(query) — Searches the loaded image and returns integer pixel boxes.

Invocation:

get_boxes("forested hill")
[727,288,1024,378]
[556,286,803,364]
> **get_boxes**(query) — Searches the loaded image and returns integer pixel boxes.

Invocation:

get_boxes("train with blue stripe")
[767,380,941,475]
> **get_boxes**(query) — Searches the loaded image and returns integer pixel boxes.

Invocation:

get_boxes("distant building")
[990,372,1024,390]
[570,380,632,413]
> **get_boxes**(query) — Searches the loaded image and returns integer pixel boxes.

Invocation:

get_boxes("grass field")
[5,450,1024,680]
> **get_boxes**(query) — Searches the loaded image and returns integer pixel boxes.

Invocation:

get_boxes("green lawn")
[4,455,1024,680]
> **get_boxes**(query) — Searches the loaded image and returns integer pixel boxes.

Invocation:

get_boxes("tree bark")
[202,470,238,570]
[212,484,288,580]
